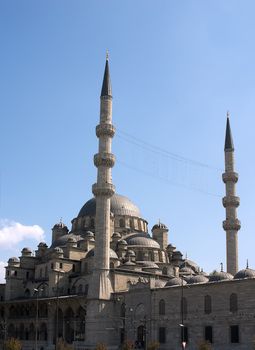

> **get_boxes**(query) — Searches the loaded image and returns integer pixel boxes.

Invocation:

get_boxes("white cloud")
[0,219,45,249]
[0,262,6,283]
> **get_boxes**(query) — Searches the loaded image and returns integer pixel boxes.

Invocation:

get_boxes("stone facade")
[0,58,254,350]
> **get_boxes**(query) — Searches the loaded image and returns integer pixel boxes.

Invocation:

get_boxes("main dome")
[78,193,142,218]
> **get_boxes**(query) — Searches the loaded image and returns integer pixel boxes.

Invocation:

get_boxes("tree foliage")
[4,338,22,350]
[198,341,212,350]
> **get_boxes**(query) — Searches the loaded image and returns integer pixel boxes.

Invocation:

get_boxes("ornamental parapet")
[222,172,238,183]
[92,183,115,197]
[223,218,241,231]
[96,123,115,138]
[222,196,240,208]
[94,152,115,167]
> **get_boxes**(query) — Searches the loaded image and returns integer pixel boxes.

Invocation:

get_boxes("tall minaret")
[91,53,115,299]
[222,113,241,276]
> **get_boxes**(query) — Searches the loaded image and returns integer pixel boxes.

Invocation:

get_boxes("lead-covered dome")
[234,268,255,279]
[78,194,142,218]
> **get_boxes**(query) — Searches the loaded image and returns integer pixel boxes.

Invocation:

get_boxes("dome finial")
[246,259,249,269]
[220,262,223,272]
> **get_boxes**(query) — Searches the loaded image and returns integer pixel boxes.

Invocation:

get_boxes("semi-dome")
[154,279,167,288]
[51,234,81,248]
[209,271,233,282]
[86,248,118,259]
[125,234,160,249]
[234,268,255,279]
[185,274,209,284]
[165,277,187,287]
[78,193,142,218]
[180,259,199,272]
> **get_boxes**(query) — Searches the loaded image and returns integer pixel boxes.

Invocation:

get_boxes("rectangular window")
[59,263,63,269]
[51,263,54,270]
[230,325,239,343]
[72,264,75,272]
[158,327,166,343]
[180,326,188,343]
[205,326,213,343]
[26,271,29,279]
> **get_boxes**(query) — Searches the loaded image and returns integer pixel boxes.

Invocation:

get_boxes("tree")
[95,343,107,350]
[56,338,73,350]
[4,338,22,350]
[198,341,212,350]
[147,341,160,350]
[122,340,134,350]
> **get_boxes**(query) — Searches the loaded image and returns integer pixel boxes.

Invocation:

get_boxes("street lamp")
[34,288,39,350]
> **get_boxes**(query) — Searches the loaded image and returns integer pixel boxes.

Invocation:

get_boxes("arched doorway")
[136,325,145,348]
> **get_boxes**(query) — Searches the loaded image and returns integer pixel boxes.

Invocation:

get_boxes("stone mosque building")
[1,58,255,350]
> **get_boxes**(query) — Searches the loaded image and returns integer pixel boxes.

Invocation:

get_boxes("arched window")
[162,267,168,275]
[119,219,125,228]
[159,299,165,315]
[181,297,187,320]
[204,295,212,314]
[129,219,133,229]
[90,218,95,228]
[24,288,30,298]
[110,262,114,269]
[230,293,238,313]
[39,323,47,341]
[78,284,83,295]
[121,303,126,318]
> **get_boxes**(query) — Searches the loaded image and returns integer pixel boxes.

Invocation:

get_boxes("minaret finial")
[227,110,230,118]
[106,50,109,61]
[220,262,223,272]
[246,259,249,269]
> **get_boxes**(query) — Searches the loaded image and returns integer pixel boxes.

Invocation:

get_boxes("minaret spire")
[91,55,115,299]
[100,51,112,97]
[222,113,241,275]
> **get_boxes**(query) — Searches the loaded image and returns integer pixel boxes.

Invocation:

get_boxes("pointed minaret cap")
[100,51,112,97]
[224,112,234,151]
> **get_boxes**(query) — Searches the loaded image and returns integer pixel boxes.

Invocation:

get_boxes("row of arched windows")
[158,293,238,316]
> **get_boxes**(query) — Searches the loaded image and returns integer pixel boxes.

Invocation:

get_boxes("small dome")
[185,274,209,284]
[126,250,136,257]
[152,222,168,231]
[209,271,233,282]
[8,257,19,263]
[78,194,142,218]
[67,237,76,243]
[123,261,136,266]
[118,240,128,246]
[154,279,167,288]
[53,222,68,230]
[22,247,32,253]
[126,234,160,249]
[54,247,64,254]
[234,268,255,279]
[38,242,48,248]
[180,259,199,272]
[180,266,194,275]
[85,231,94,237]
[112,232,121,239]
[138,261,159,269]
[86,248,118,259]
[165,277,187,287]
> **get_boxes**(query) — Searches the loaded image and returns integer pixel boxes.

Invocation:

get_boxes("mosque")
[0,57,255,350]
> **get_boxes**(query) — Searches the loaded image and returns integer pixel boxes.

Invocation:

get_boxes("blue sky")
[1,0,255,281]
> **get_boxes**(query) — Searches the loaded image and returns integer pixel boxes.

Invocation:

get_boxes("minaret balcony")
[223,218,241,231]
[92,183,115,197]
[96,124,115,138]
[222,196,240,208]
[222,172,238,183]
[94,152,115,168]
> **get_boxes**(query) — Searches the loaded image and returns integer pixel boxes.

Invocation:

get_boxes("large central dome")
[78,193,142,218]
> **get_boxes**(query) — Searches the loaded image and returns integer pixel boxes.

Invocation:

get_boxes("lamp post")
[34,288,39,350]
